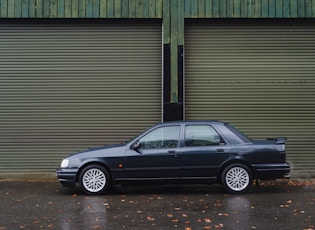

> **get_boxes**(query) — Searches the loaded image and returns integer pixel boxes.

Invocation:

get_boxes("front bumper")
[56,168,78,188]
[252,163,290,180]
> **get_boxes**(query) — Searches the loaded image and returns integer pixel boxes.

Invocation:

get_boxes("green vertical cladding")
[170,0,178,102]
[0,0,314,18]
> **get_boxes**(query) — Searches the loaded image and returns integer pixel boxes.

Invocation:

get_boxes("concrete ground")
[0,180,314,230]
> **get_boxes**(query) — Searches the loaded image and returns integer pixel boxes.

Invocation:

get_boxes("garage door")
[0,23,162,174]
[185,21,315,177]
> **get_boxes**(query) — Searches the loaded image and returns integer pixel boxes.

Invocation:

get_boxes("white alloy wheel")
[222,164,252,194]
[79,165,111,195]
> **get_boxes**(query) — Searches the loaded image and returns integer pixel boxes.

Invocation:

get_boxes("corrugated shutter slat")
[185,23,315,177]
[0,24,162,173]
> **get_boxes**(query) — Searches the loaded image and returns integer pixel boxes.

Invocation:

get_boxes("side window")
[185,125,222,147]
[139,126,180,149]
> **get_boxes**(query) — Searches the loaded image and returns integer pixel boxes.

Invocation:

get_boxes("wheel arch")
[217,159,256,184]
[76,161,112,182]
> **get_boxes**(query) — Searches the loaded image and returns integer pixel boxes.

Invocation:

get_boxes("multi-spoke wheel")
[221,163,253,194]
[79,165,111,195]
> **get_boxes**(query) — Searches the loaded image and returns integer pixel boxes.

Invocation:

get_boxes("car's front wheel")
[221,163,253,194]
[79,165,111,195]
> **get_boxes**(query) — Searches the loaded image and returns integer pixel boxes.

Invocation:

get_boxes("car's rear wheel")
[221,163,253,194]
[79,165,111,195]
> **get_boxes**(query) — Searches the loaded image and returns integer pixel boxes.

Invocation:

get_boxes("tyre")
[79,165,111,195]
[221,163,253,194]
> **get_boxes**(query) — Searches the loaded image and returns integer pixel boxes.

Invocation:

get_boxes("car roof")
[156,120,226,126]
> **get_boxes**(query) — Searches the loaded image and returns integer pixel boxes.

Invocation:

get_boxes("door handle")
[216,148,224,153]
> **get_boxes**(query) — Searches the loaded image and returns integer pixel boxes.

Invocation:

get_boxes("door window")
[139,126,180,149]
[185,125,222,147]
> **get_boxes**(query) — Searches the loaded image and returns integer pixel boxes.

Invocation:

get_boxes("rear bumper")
[252,163,290,180]
[56,168,78,188]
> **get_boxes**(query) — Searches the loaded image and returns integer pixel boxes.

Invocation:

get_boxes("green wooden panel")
[79,0,86,17]
[93,0,99,17]
[121,0,128,17]
[71,0,79,17]
[43,0,50,17]
[29,0,36,17]
[93,0,100,18]
[291,0,298,17]
[178,0,184,45]
[298,0,305,17]
[191,0,197,18]
[163,0,170,43]
[184,0,191,17]
[313,0,315,17]
[50,0,57,17]
[155,0,162,18]
[65,0,72,17]
[205,0,212,17]
[36,0,43,17]
[247,0,254,17]
[213,0,219,17]
[198,0,204,17]
[58,0,65,17]
[107,0,114,17]
[136,0,142,17]
[149,0,155,18]
[305,0,312,17]
[276,0,283,17]
[261,0,268,17]
[269,0,276,17]
[129,0,136,17]
[22,0,29,18]
[254,0,262,17]
[227,0,234,17]
[283,0,291,17]
[240,0,247,17]
[15,0,22,17]
[142,0,149,18]
[114,0,122,18]
[85,0,92,17]
[220,0,226,17]
[170,0,178,102]
[1,0,8,18]
[233,0,241,17]
[100,0,107,17]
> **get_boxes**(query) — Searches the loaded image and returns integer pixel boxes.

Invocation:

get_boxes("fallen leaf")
[214,224,224,229]
[204,218,212,223]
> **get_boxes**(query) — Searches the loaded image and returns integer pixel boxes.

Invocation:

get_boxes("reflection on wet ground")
[0,180,314,230]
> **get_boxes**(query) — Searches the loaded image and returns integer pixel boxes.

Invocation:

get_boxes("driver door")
[124,125,181,180]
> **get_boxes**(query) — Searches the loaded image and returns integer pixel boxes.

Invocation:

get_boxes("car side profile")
[56,120,290,194]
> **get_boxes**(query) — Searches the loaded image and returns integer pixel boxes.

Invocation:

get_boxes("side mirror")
[132,141,142,153]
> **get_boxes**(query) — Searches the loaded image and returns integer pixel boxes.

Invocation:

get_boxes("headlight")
[60,159,69,168]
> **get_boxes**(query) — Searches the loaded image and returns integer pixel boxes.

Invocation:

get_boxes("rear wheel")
[221,163,253,194]
[79,165,111,195]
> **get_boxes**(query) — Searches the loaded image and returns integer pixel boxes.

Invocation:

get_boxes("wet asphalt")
[0,180,314,230]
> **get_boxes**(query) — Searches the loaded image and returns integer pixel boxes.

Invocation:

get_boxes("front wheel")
[221,163,253,194]
[79,165,111,195]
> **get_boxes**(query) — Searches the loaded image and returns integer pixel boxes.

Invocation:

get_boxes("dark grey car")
[56,120,290,195]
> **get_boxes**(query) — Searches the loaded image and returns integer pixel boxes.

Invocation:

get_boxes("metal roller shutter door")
[0,23,162,174]
[185,22,315,177]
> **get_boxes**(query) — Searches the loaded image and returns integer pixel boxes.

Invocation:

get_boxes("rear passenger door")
[180,125,231,179]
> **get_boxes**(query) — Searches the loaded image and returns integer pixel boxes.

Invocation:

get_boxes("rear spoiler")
[267,137,287,144]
